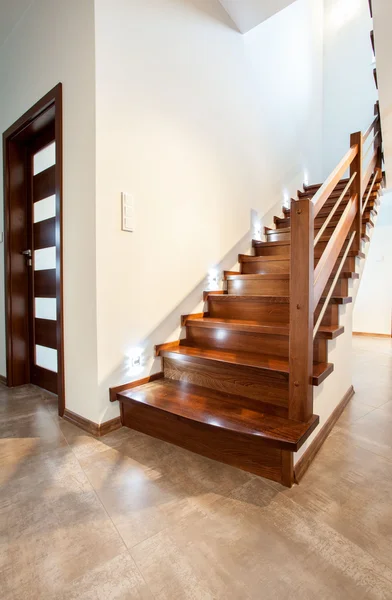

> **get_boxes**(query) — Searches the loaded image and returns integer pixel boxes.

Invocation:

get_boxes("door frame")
[3,84,65,416]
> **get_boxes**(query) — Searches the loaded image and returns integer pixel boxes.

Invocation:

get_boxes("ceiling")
[0,0,33,48]
[218,0,297,33]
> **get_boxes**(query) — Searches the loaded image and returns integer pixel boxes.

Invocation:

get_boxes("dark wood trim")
[155,341,180,357]
[100,416,123,436]
[0,375,7,386]
[203,290,226,302]
[294,385,355,483]
[353,332,391,338]
[109,372,164,402]
[63,409,122,437]
[3,84,65,416]
[289,198,314,422]
[181,313,206,326]
[281,450,294,487]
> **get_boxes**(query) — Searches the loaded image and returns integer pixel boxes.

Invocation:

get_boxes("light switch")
[121,193,134,232]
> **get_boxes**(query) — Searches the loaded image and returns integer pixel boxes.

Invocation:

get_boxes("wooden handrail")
[288,112,382,427]
[362,171,379,215]
[314,194,357,307]
[363,115,378,143]
[313,173,356,246]
[313,232,356,338]
[363,147,378,190]
[363,131,379,161]
[312,145,358,218]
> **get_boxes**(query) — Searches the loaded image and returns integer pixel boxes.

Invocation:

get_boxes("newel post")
[350,131,363,252]
[289,198,314,422]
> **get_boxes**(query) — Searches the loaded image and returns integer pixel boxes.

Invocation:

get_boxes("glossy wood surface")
[3,83,64,415]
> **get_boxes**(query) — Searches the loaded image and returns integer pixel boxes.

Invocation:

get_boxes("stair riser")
[227,278,289,295]
[284,207,376,223]
[315,303,339,327]
[304,182,380,195]
[325,278,348,296]
[267,226,368,244]
[120,399,292,484]
[163,356,289,416]
[186,326,325,360]
[253,244,290,257]
[314,242,364,259]
[228,277,347,297]
[275,218,290,229]
[209,295,340,328]
[315,216,373,229]
[240,259,290,274]
[317,255,356,272]
[265,231,291,242]
[208,297,290,323]
[317,199,378,217]
[299,191,378,204]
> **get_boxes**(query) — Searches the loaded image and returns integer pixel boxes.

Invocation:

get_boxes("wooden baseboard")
[353,332,391,338]
[109,372,164,402]
[63,409,122,437]
[0,374,7,386]
[294,385,355,483]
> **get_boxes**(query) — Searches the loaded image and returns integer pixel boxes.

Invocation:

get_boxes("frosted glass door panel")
[34,195,56,223]
[35,298,57,321]
[34,142,56,175]
[34,247,56,271]
[35,345,58,372]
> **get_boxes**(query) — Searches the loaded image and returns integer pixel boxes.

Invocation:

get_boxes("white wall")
[0,0,100,421]
[353,190,392,335]
[94,0,325,422]
[372,0,392,185]
[323,0,377,177]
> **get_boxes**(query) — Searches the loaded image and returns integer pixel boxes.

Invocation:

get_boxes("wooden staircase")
[112,111,383,488]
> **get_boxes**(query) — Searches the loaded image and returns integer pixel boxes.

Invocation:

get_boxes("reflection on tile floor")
[1,336,392,599]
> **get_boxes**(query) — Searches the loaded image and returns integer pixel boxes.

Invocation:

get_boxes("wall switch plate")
[0,232,3,243]
[121,193,134,232]
[131,355,141,367]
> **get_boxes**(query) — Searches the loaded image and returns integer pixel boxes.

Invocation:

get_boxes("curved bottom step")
[117,379,319,487]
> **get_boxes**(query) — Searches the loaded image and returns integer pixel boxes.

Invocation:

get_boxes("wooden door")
[26,134,58,394]
[3,84,64,414]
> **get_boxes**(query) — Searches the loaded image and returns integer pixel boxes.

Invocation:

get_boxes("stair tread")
[252,240,289,248]
[185,317,344,339]
[226,273,290,280]
[206,292,352,305]
[117,378,319,450]
[161,344,333,383]
[239,255,289,262]
[227,272,356,281]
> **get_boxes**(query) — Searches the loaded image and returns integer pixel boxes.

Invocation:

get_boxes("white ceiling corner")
[218,0,297,34]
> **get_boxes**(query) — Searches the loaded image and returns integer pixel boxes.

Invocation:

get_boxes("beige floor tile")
[56,552,153,600]
[1,335,392,599]
[0,486,126,600]
[132,476,392,599]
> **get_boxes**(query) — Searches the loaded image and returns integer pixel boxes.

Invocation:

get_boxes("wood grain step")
[227,273,290,295]
[303,177,380,194]
[117,378,319,485]
[238,255,290,274]
[225,270,356,296]
[185,317,344,340]
[117,379,319,452]
[160,345,334,386]
[251,240,290,257]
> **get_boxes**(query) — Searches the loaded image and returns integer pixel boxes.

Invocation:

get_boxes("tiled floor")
[1,335,392,599]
